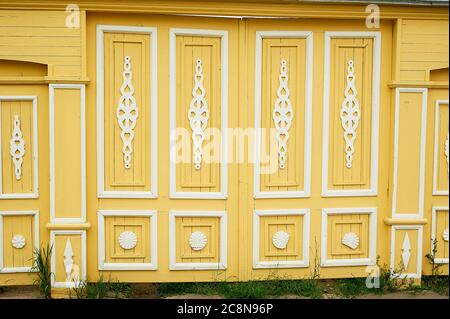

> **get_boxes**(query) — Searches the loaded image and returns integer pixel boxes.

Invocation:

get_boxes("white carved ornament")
[118,231,138,250]
[401,233,411,269]
[272,231,290,249]
[189,231,207,251]
[188,59,209,170]
[443,228,449,242]
[273,60,293,170]
[11,234,26,249]
[64,239,74,278]
[342,232,359,250]
[340,60,361,169]
[445,131,449,176]
[117,56,138,169]
[10,115,25,180]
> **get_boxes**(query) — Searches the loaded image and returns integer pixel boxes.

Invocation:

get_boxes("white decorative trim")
[49,84,86,224]
[321,207,377,267]
[432,99,449,196]
[254,31,313,199]
[10,115,25,180]
[273,60,293,170]
[98,210,157,270]
[392,88,428,218]
[340,60,360,169]
[50,230,86,288]
[189,231,207,251]
[0,211,39,273]
[322,31,380,197]
[169,210,227,270]
[118,231,138,250]
[97,25,158,199]
[11,234,26,249]
[0,96,38,199]
[390,225,423,279]
[342,232,359,250]
[272,231,290,250]
[117,56,138,169]
[169,28,228,199]
[253,209,310,268]
[431,206,449,264]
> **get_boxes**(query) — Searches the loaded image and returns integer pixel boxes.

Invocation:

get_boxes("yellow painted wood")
[2,215,35,269]
[393,229,419,274]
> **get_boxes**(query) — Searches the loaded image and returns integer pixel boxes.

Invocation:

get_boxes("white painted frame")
[97,210,158,270]
[0,211,39,273]
[96,24,158,199]
[431,206,449,264]
[50,230,86,288]
[322,31,381,197]
[254,31,313,199]
[253,209,310,268]
[0,96,38,199]
[321,207,377,267]
[49,84,86,224]
[169,28,228,199]
[169,210,227,270]
[392,88,428,218]
[390,225,423,279]
[432,100,449,196]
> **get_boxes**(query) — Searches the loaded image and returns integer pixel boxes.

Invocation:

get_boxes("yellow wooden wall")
[0,1,448,288]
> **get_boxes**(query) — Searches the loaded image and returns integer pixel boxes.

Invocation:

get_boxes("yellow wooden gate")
[0,2,448,289]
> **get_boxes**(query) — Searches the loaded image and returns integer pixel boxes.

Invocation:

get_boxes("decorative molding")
[117,56,138,170]
[0,96,38,199]
[390,225,423,278]
[272,230,290,250]
[169,210,227,270]
[253,209,310,268]
[169,28,228,199]
[50,230,86,288]
[254,31,312,199]
[188,58,209,170]
[49,84,86,224]
[431,206,449,264]
[189,231,207,251]
[273,60,293,170]
[340,60,360,169]
[0,211,39,273]
[392,88,428,217]
[118,231,138,250]
[342,232,359,250]
[11,234,26,249]
[433,99,449,196]
[96,25,158,199]
[401,233,411,269]
[321,207,377,267]
[98,210,157,270]
[9,115,25,180]
[322,31,380,197]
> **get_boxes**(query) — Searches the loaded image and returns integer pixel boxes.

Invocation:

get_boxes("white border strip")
[431,206,449,264]
[49,84,86,224]
[392,88,428,218]
[169,210,227,270]
[169,28,228,199]
[0,96,39,199]
[254,31,313,199]
[432,100,449,196]
[390,225,423,279]
[321,207,377,267]
[97,210,157,270]
[96,24,158,199]
[322,31,381,197]
[253,209,310,268]
[50,230,86,288]
[0,210,39,273]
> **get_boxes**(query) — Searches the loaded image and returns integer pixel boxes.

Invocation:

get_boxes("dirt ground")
[0,285,448,299]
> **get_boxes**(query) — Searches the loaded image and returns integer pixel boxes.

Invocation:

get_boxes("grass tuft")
[31,243,53,299]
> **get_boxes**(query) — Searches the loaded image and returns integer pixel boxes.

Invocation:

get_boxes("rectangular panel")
[390,225,423,278]
[322,32,380,197]
[169,28,228,199]
[431,206,449,264]
[392,88,427,218]
[433,100,449,195]
[49,84,85,223]
[97,25,157,198]
[0,96,38,198]
[254,31,312,198]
